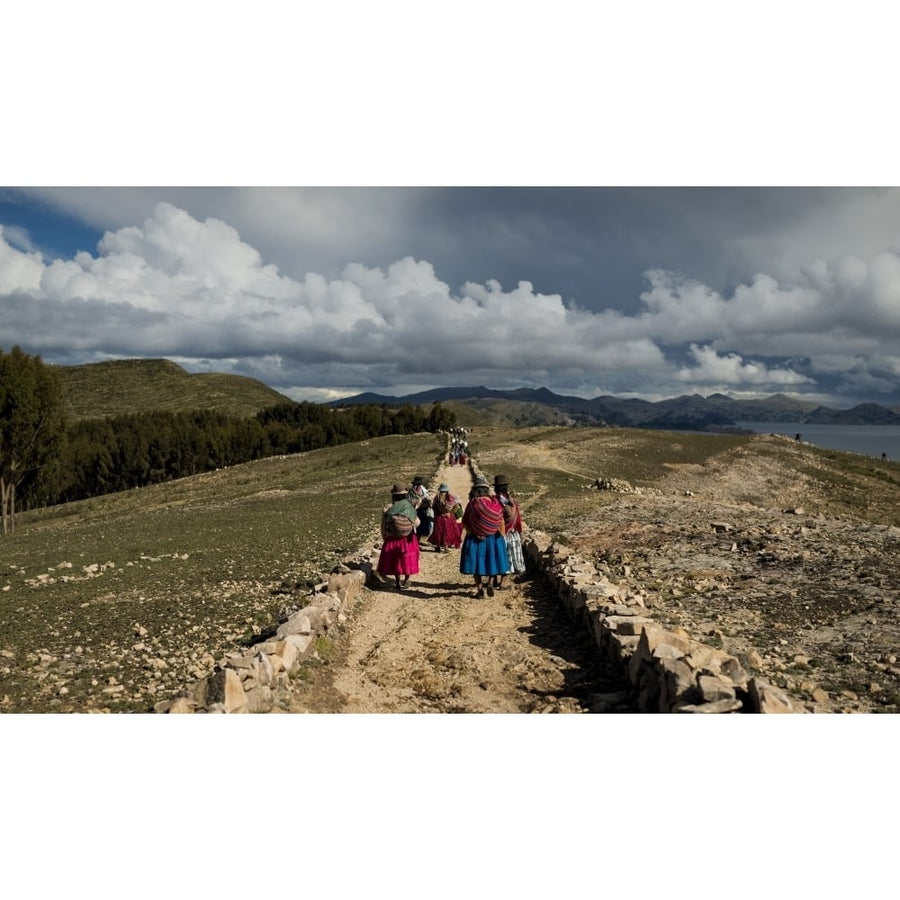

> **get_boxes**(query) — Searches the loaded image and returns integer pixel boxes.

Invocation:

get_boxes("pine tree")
[0,346,67,533]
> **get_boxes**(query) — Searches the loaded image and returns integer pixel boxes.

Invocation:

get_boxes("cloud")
[676,344,813,388]
[11,187,432,284]
[2,200,900,406]
[0,227,43,294]
[0,224,39,254]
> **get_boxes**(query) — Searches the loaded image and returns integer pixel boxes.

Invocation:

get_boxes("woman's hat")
[473,474,488,486]
[439,483,449,492]
[412,476,425,485]
[391,482,408,495]
[493,474,509,487]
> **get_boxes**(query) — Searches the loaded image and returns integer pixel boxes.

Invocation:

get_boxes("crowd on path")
[375,453,527,598]
[448,427,469,467]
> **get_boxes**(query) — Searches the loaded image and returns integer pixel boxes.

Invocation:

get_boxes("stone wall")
[155,456,460,713]
[158,449,801,713]
[153,563,372,713]
[521,529,801,713]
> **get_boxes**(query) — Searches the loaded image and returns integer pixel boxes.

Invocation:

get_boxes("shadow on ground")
[516,571,640,713]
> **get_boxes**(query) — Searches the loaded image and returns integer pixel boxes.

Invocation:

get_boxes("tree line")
[1,346,456,532]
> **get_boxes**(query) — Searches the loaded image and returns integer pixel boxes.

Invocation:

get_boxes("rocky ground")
[286,463,637,713]
[284,431,900,714]
[488,431,900,713]
[6,428,897,714]
[568,489,900,713]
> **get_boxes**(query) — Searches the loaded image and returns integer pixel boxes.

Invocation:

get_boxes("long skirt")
[377,533,420,577]
[505,530,526,574]
[459,532,509,576]
[429,514,462,549]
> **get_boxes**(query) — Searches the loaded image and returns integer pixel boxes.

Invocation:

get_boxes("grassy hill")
[1,432,448,712]
[56,358,292,421]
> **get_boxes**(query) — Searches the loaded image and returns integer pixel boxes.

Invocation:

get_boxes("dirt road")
[288,461,635,713]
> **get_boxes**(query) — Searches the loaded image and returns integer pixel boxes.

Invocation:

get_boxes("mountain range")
[328,386,900,429]
[52,358,900,429]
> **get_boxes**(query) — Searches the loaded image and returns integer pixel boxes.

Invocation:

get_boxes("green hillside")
[56,358,292,420]
[441,398,574,428]
[1,432,447,712]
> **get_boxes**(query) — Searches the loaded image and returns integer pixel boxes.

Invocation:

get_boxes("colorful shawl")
[381,498,419,539]
[500,496,523,533]
[434,491,461,516]
[463,495,505,537]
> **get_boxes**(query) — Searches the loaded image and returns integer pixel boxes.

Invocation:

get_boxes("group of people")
[447,427,469,466]
[375,469,526,597]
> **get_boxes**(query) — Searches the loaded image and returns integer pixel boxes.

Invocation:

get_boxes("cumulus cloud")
[0,227,43,294]
[2,200,900,405]
[676,344,813,388]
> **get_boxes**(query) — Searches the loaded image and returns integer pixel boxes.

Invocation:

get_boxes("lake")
[736,421,900,461]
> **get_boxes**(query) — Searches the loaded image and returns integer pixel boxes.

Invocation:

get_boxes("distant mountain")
[57,358,293,421]
[806,403,900,425]
[329,385,900,429]
[700,392,822,422]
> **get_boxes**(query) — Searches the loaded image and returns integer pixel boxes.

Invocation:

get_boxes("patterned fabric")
[505,530,526,574]
[462,495,505,538]
[380,498,419,540]
[459,531,509,575]
[433,492,461,516]
[499,496,522,533]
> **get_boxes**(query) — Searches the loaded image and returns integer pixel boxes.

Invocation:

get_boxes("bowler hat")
[391,482,408,495]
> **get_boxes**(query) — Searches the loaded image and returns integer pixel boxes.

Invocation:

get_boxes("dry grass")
[4,423,899,713]
[0,432,446,712]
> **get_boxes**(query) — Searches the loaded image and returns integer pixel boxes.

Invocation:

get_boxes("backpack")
[383,510,415,538]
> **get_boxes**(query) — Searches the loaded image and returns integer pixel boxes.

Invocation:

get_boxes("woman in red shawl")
[376,482,420,590]
[459,474,509,598]
[428,482,463,552]
[494,473,526,589]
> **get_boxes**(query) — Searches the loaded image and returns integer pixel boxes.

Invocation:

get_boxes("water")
[737,421,900,461]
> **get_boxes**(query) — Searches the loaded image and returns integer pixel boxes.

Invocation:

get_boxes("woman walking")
[494,474,526,589]
[428,482,463,552]
[416,496,435,546]
[376,482,420,590]
[460,474,509,598]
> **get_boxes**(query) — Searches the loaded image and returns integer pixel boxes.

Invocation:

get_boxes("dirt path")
[288,462,635,713]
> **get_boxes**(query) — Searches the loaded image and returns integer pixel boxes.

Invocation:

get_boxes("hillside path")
[287,461,633,713]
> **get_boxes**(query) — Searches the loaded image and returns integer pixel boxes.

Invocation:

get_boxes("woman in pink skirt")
[428,482,463,552]
[376,482,421,590]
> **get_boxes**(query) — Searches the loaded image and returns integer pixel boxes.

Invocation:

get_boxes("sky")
[3,8,900,414]
[5,185,900,409]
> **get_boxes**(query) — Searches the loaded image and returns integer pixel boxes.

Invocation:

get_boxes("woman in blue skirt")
[460,475,509,598]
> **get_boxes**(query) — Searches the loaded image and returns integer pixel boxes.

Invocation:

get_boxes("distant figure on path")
[882,452,888,461]
[795,433,802,442]
[428,482,463,553]
[377,482,420,590]
[460,474,509,599]
[494,474,526,589]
